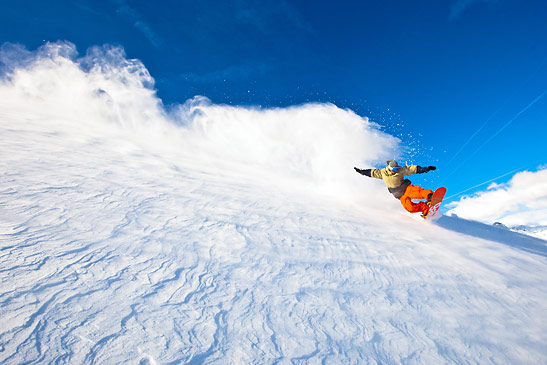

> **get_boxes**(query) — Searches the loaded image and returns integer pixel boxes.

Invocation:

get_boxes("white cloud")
[447,168,547,226]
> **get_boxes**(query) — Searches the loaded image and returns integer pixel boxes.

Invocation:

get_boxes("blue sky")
[1,0,546,201]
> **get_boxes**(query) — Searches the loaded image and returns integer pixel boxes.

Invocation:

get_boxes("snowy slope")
[510,225,547,240]
[1,43,546,364]
[493,222,547,241]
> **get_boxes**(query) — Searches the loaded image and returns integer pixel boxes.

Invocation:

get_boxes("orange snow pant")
[399,185,433,214]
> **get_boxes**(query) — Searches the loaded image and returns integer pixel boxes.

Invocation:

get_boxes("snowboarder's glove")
[354,167,372,177]
[417,166,437,173]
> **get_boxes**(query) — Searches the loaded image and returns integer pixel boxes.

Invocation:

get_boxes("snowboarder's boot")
[421,201,431,219]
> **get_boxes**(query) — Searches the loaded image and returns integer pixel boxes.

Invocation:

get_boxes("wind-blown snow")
[1,42,546,364]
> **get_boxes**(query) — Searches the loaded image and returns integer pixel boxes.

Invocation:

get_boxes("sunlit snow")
[1,42,546,364]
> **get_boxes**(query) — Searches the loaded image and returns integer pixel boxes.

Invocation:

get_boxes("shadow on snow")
[435,215,547,257]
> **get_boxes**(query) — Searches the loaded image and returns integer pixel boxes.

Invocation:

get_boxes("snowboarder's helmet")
[388,160,401,172]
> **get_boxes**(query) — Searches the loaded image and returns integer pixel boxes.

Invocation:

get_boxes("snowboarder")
[354,160,437,216]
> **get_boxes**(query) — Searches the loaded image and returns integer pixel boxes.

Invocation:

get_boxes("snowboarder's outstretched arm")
[354,167,384,178]
[354,167,372,177]
[354,165,436,177]
[415,166,436,174]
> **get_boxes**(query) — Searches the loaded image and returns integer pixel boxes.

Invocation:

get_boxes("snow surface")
[1,42,547,364]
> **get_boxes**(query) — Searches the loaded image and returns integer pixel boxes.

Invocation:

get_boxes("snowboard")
[422,187,447,219]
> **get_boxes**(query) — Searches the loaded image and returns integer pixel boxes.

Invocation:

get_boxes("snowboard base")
[422,187,447,220]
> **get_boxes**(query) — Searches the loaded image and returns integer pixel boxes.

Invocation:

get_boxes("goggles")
[389,166,401,173]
